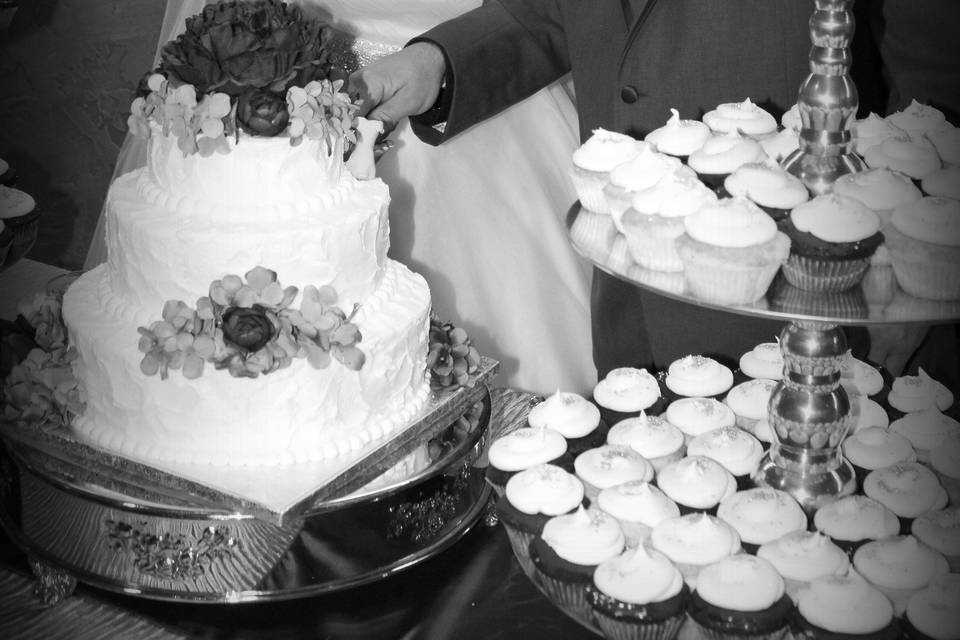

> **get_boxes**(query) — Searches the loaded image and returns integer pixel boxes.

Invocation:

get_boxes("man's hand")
[348,42,446,134]
[868,324,927,377]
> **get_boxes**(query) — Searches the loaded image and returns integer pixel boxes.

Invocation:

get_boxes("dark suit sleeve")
[408,0,571,144]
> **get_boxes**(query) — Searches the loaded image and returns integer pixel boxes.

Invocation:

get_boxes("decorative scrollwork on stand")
[386,467,469,544]
[104,519,239,581]
[29,555,77,605]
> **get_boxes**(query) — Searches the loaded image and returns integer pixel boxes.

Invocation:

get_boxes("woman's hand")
[348,42,446,134]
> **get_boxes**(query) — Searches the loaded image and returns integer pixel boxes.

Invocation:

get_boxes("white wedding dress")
[84,0,595,396]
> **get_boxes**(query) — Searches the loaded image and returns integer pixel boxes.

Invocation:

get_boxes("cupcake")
[702,98,779,139]
[603,144,685,219]
[587,545,690,640]
[644,108,712,160]
[593,367,665,426]
[722,162,809,222]
[911,507,960,572]
[887,368,955,417]
[687,130,768,190]
[656,455,737,515]
[529,506,625,625]
[605,233,635,274]
[527,390,607,457]
[717,487,807,555]
[573,444,654,503]
[0,184,39,267]
[813,495,901,556]
[852,113,907,157]
[780,194,883,292]
[675,197,790,305]
[758,129,800,165]
[649,513,742,588]
[889,408,960,464]
[496,463,586,576]
[570,207,619,258]
[688,426,765,489]
[863,462,948,533]
[863,135,942,181]
[665,397,737,443]
[842,426,917,485]
[884,197,960,301]
[625,263,688,296]
[688,554,794,640]
[724,378,778,432]
[793,570,899,640]
[606,413,686,473]
[848,396,890,434]
[902,572,960,640]
[756,530,850,600]
[852,535,949,615]
[751,418,776,452]
[618,168,718,272]
[571,128,647,214]
[927,122,960,167]
[831,168,922,227]
[922,166,960,200]
[781,104,802,133]
[738,342,784,381]
[930,431,960,505]
[596,480,679,548]
[485,425,570,496]
[662,355,735,402]
[839,354,886,400]
[886,101,949,143]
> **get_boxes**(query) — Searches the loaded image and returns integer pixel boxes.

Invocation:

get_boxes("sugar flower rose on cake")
[884,197,960,300]
[702,97,778,138]
[571,129,647,214]
[644,108,712,158]
[853,112,907,156]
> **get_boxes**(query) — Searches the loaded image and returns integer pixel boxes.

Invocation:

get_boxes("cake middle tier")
[103,168,391,313]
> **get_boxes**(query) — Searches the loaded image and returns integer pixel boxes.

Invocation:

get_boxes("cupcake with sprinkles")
[571,128,647,214]
[863,135,942,182]
[702,98,779,140]
[886,368,954,420]
[596,480,679,549]
[666,397,737,444]
[687,130,768,191]
[911,507,960,573]
[889,408,960,464]
[724,378,778,433]
[573,444,654,504]
[657,455,737,516]
[722,162,809,222]
[852,534,949,615]
[813,495,900,557]
[527,390,607,457]
[650,512,742,589]
[863,462,948,534]
[662,355,735,403]
[738,341,784,381]
[606,412,686,473]
[485,425,570,497]
[717,487,807,555]
[842,426,917,486]
[645,108,712,161]
[901,572,960,640]
[593,367,665,425]
[756,530,850,601]
[688,426,765,489]
[884,197,960,301]
[792,569,900,640]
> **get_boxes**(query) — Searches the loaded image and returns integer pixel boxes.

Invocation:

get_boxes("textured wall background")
[0,0,164,269]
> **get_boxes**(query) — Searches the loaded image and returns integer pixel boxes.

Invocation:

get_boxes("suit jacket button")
[621,85,640,104]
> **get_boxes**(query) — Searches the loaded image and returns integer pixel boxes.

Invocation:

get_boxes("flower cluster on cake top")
[127,0,358,156]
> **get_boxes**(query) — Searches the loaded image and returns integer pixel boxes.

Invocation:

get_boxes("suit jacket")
[410,1,871,374]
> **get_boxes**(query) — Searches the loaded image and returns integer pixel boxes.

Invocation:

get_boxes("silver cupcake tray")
[0,357,498,526]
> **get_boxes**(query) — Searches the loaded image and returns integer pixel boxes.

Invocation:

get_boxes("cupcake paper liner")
[593,613,685,640]
[572,165,615,214]
[884,226,960,301]
[781,254,871,293]
[570,209,618,258]
[688,592,793,640]
[676,233,789,305]
[533,570,595,629]
[587,581,690,640]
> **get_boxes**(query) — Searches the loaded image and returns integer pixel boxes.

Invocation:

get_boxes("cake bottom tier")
[63,260,431,467]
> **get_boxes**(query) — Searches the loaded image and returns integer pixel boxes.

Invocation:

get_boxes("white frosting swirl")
[927,123,960,166]
[608,145,684,193]
[606,413,684,460]
[593,545,685,605]
[628,167,717,218]
[781,104,802,132]
[864,135,942,179]
[831,168,922,213]
[843,426,916,470]
[644,108,712,156]
[695,554,785,611]
[790,194,881,243]
[665,355,735,397]
[931,431,960,481]
[572,128,646,172]
[850,396,891,433]
[890,409,960,455]
[863,461,946,518]
[596,480,679,527]
[757,530,850,583]
[504,463,585,516]
[911,507,960,558]
[657,455,738,508]
[687,130,767,175]
[891,197,960,247]
[888,368,955,412]
[739,342,784,380]
[853,113,907,155]
[724,379,778,422]
[573,445,654,490]
[650,513,741,566]
[593,367,662,412]
[682,197,779,248]
[0,185,35,218]
[723,162,810,210]
[527,391,601,439]
[814,495,900,542]
[487,426,568,472]
[702,98,778,137]
[717,488,807,546]
[853,535,950,591]
[840,354,885,397]
[906,573,960,640]
[541,506,625,566]
[666,397,737,439]
[796,571,894,634]
[687,426,765,477]
[886,100,949,141]
[922,166,960,200]
[759,128,800,163]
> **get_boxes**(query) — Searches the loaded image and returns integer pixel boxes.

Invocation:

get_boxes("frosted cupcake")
[486,425,570,496]
[756,530,850,600]
[927,122,960,167]
[886,101,949,143]
[587,545,690,640]
[527,390,607,457]
[739,342,784,381]
[571,128,647,214]
[649,513,742,588]
[751,418,776,451]
[911,507,960,572]
[618,168,718,272]
[922,166,960,200]
[657,455,738,515]
[793,570,899,640]
[606,412,686,473]
[717,487,807,555]
[596,480,679,548]
[780,194,883,292]
[496,463,586,576]
[724,378,778,432]
[852,535,949,615]
[884,197,960,301]
[529,506,626,625]
[840,354,886,400]
[665,397,737,443]
[759,129,800,164]
[864,135,942,181]
[0,184,39,267]
[902,573,960,640]
[675,197,790,305]
[662,355,735,402]
[813,495,901,556]
[863,462,948,533]
[890,409,960,464]
[645,108,712,160]
[593,367,665,426]
[688,426,764,489]
[852,113,907,156]
[842,426,917,485]
[930,431,960,505]
[573,444,654,503]
[688,554,794,640]
[887,368,955,417]
[781,104,802,133]
[687,130,768,190]
[722,162,809,222]
[570,206,619,258]
[603,145,685,219]
[702,98,778,139]
[831,168,922,228]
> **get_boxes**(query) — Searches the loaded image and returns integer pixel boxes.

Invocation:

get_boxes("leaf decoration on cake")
[427,314,481,389]
[136,267,365,380]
